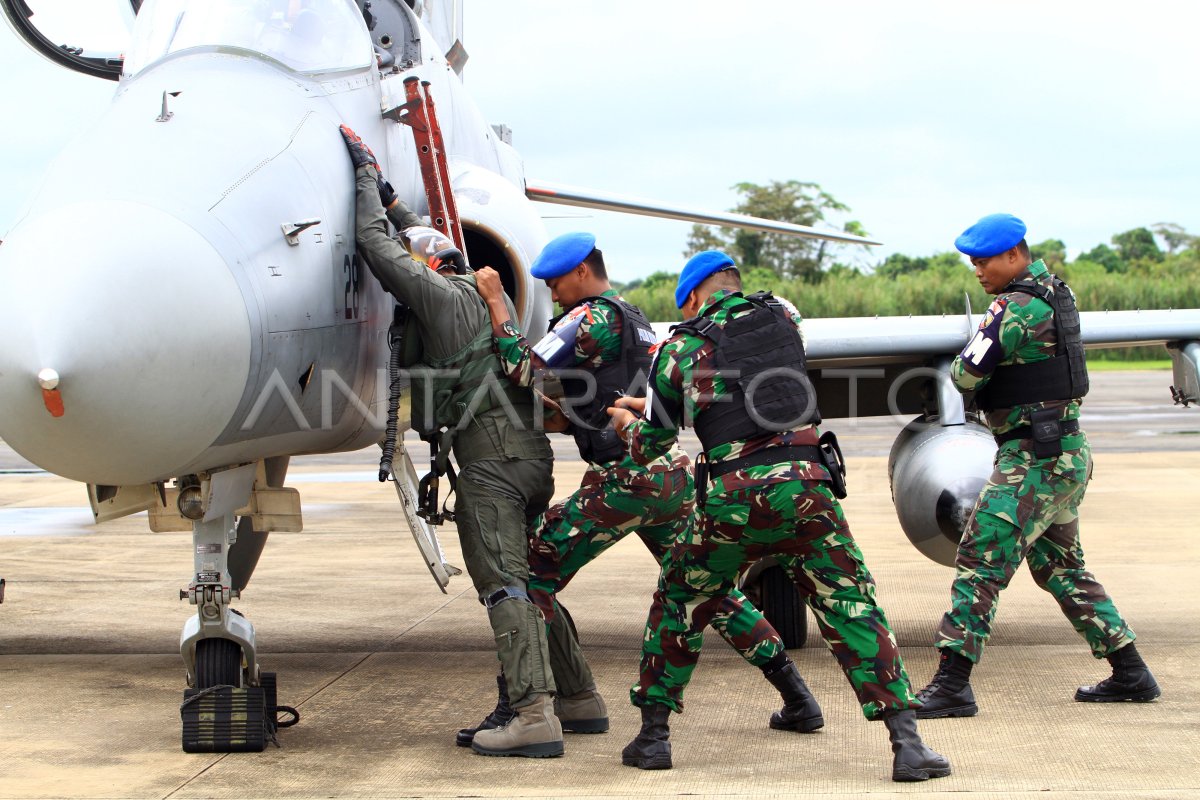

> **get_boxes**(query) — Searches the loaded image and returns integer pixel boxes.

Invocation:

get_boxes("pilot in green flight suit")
[341,126,563,758]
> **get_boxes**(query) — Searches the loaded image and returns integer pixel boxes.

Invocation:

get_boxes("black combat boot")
[456,673,515,747]
[621,703,672,770]
[1075,643,1161,703]
[764,660,824,732]
[882,709,952,782]
[915,649,978,719]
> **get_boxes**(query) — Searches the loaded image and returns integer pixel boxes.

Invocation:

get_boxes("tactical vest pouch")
[818,431,848,499]
[1029,407,1064,459]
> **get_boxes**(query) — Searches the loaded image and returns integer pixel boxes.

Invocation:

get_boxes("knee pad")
[483,584,531,609]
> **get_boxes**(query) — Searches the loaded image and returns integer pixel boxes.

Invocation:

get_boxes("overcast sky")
[3,1,1198,282]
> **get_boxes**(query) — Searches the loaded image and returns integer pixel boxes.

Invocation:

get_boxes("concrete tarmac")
[0,371,1198,798]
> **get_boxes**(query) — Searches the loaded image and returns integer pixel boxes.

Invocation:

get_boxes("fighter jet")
[0,0,877,727]
[2,0,1198,747]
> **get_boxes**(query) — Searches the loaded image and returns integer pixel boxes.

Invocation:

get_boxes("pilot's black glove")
[341,124,400,208]
[376,177,398,208]
[429,247,467,274]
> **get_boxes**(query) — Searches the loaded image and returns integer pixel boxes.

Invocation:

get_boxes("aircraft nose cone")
[0,201,252,484]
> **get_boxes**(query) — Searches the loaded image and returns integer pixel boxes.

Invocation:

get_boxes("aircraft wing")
[652,308,1200,362]
[526,179,879,246]
[650,308,1200,417]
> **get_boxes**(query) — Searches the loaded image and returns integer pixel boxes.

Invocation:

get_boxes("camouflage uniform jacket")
[493,288,684,475]
[951,259,1084,441]
[625,290,829,487]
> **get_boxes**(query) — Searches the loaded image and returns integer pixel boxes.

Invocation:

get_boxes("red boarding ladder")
[386,76,466,254]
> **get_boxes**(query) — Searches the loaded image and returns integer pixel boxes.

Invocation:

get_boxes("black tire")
[194,638,242,688]
[759,566,808,649]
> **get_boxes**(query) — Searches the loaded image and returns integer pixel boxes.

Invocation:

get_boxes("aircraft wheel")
[759,566,808,649]
[194,638,242,688]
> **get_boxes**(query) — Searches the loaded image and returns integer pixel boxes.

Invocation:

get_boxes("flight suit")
[623,290,918,719]
[492,290,785,698]
[353,165,558,707]
[939,259,1135,662]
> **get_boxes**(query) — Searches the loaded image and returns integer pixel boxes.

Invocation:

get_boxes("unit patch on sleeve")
[960,297,1008,373]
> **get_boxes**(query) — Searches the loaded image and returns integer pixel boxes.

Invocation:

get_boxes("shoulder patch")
[535,311,586,367]
[980,297,1007,330]
[960,296,1009,373]
[552,304,588,332]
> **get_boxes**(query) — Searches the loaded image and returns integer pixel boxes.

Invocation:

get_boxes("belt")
[994,419,1080,445]
[707,445,822,480]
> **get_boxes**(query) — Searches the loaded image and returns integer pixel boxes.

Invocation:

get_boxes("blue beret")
[955,213,1027,258]
[675,250,736,308]
[531,232,596,279]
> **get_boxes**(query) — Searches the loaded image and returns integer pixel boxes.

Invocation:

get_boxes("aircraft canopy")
[123,0,373,76]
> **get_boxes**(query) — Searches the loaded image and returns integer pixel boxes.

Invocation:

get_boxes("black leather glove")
[339,124,380,171]
[376,176,397,207]
[341,124,400,207]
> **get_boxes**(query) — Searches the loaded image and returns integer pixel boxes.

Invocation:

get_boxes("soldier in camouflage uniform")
[342,127,563,758]
[916,213,1160,718]
[608,251,951,782]
[461,232,811,747]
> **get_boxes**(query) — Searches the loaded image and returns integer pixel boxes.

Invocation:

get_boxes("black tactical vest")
[674,292,820,451]
[974,276,1090,411]
[557,296,657,465]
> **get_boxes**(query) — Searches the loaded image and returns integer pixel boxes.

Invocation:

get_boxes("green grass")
[1087,359,1172,371]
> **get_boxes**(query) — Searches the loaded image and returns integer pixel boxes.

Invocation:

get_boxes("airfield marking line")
[162,752,232,800]
[378,580,476,649]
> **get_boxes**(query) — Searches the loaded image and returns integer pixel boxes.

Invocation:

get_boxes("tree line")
[616,181,1199,360]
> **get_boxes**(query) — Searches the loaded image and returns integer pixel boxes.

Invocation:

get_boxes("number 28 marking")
[343,253,361,320]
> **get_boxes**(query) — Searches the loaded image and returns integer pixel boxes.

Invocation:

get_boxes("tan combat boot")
[555,687,609,733]
[470,692,564,758]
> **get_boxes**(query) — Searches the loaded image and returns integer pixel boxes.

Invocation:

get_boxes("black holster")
[1029,407,1065,459]
[818,431,848,499]
[694,455,710,509]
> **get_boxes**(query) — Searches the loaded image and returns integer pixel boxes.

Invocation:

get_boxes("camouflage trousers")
[528,458,785,698]
[935,437,1135,662]
[633,478,917,719]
